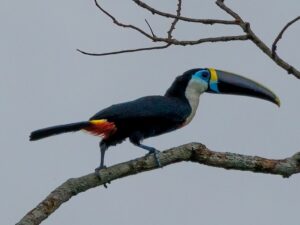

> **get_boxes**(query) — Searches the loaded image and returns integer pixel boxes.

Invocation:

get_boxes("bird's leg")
[134,143,162,167]
[95,142,110,188]
[95,142,107,172]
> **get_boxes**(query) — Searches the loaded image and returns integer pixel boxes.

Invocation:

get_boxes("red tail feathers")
[83,119,117,139]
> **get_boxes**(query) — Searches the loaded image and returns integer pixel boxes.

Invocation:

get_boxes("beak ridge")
[208,69,280,107]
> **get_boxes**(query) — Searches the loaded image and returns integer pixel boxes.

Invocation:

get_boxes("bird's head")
[179,68,280,106]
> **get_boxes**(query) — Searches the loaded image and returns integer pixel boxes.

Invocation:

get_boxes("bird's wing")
[90,96,191,123]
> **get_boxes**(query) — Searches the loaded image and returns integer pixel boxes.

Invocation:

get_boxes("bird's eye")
[202,71,209,79]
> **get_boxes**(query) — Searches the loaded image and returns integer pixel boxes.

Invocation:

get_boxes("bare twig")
[77,35,248,56]
[77,0,248,57]
[78,0,248,57]
[167,0,182,39]
[145,19,155,37]
[272,16,300,58]
[16,142,300,225]
[77,44,171,56]
[80,0,299,78]
[216,0,300,79]
[132,0,237,25]
[94,0,153,40]
[161,35,249,46]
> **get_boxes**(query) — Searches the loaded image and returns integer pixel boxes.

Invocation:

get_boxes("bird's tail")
[30,120,117,141]
[30,121,90,141]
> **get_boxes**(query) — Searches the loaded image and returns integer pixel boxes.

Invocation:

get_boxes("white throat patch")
[183,79,207,125]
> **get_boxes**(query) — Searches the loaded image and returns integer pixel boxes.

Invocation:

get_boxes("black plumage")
[30,70,195,169]
[30,67,279,170]
[90,96,191,147]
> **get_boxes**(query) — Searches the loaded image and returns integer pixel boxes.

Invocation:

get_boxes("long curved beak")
[208,68,280,107]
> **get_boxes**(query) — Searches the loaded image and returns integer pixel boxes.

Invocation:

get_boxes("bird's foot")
[94,165,110,188]
[95,165,107,173]
[146,149,162,168]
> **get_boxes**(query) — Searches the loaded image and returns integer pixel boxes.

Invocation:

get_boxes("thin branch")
[145,19,155,37]
[216,0,300,79]
[167,0,182,39]
[16,142,300,225]
[272,16,300,58]
[132,0,238,25]
[77,35,248,56]
[77,44,171,56]
[81,0,300,79]
[78,0,247,57]
[162,35,249,46]
[94,0,153,40]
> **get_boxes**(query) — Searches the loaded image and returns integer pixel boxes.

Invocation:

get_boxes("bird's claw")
[95,165,107,173]
[147,150,162,168]
[94,165,110,188]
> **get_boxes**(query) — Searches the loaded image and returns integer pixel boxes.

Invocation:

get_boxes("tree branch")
[167,0,182,39]
[272,16,300,58]
[78,0,299,79]
[16,142,300,225]
[77,0,248,56]
[93,0,153,40]
[132,0,238,25]
[77,44,171,56]
[216,0,300,79]
[144,19,156,37]
[76,35,248,56]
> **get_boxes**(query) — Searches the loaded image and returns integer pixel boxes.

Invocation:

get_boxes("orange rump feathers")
[83,119,117,139]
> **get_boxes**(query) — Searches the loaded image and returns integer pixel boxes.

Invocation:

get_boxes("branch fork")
[77,0,300,79]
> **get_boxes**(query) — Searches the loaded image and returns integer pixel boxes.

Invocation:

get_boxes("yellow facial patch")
[208,68,218,83]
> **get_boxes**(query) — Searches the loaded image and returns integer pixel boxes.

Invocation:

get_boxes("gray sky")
[2,1,300,225]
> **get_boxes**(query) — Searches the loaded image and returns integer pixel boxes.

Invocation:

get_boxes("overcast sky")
[2,1,300,225]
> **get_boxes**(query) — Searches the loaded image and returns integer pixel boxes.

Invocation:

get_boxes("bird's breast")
[182,87,201,126]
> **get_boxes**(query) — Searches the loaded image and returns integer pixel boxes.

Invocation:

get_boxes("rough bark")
[16,143,300,225]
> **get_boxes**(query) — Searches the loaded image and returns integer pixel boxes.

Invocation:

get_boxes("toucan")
[30,68,280,170]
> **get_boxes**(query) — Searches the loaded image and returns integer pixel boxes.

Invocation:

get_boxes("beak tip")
[275,97,281,107]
